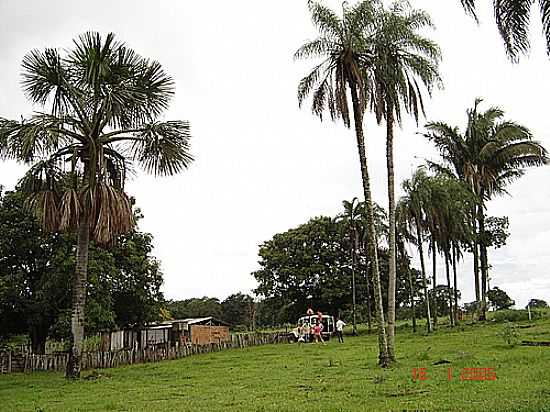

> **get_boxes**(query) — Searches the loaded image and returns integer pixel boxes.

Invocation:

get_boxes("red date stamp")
[412,367,497,382]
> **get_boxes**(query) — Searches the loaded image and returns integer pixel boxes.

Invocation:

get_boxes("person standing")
[336,317,346,343]
[303,321,311,343]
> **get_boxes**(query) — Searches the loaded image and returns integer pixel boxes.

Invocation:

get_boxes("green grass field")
[2,317,550,412]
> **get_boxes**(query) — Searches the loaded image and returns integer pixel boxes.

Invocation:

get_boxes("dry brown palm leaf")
[25,190,61,232]
[59,189,81,231]
[91,182,134,244]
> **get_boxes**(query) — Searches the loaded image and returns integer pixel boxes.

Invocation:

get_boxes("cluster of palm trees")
[399,168,476,330]
[296,0,548,367]
[418,100,547,322]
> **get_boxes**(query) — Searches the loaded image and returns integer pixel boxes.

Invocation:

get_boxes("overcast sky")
[0,1,549,308]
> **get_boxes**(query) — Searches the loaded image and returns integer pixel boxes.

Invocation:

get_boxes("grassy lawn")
[2,318,550,411]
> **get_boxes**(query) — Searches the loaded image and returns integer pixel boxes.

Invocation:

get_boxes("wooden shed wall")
[190,325,230,345]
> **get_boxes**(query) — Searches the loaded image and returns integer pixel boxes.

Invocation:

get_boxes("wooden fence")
[0,332,289,374]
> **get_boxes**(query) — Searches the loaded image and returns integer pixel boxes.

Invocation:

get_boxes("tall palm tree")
[338,198,362,335]
[424,99,547,319]
[356,200,387,334]
[461,0,550,61]
[432,175,476,326]
[295,0,390,366]
[399,167,433,332]
[0,32,193,378]
[367,1,441,360]
[395,199,418,333]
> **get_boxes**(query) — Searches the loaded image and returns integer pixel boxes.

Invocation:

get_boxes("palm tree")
[295,0,390,367]
[424,99,547,320]
[367,1,441,360]
[356,200,387,334]
[433,175,476,326]
[338,198,362,335]
[461,0,550,61]
[0,32,193,378]
[395,199,418,333]
[399,168,433,332]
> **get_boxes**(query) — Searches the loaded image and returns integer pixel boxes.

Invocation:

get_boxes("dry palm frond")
[25,190,61,232]
[89,182,134,244]
[59,188,81,231]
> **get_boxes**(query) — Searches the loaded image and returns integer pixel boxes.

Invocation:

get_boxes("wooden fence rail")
[0,332,289,375]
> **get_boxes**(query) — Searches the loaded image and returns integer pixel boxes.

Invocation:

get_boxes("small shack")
[141,317,231,348]
[96,317,231,351]
[185,317,231,346]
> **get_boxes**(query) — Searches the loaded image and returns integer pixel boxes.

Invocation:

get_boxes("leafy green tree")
[109,230,164,329]
[0,32,193,378]
[221,293,255,330]
[166,297,223,320]
[367,1,441,360]
[0,188,164,352]
[424,99,547,319]
[253,214,419,326]
[460,0,550,61]
[424,285,461,318]
[294,0,389,366]
[488,287,515,311]
[483,216,510,250]
[253,217,348,322]
[526,299,548,309]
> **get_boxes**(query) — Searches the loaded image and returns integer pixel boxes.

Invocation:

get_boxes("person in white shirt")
[335,317,346,343]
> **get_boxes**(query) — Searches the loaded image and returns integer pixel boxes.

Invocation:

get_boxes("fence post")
[7,351,11,374]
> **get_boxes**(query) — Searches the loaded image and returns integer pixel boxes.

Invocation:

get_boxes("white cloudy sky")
[0,1,548,308]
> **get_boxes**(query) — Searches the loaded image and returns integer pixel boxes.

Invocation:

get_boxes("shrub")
[497,322,520,346]
[492,309,544,323]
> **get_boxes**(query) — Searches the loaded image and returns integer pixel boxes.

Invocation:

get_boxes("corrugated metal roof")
[146,317,231,328]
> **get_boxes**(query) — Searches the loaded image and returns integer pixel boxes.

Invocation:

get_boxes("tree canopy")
[0,188,164,353]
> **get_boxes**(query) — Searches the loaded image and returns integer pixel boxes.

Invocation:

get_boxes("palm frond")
[86,181,135,245]
[293,38,334,61]
[460,0,478,20]
[130,121,193,176]
[308,1,343,38]
[540,0,550,55]
[494,0,532,61]
[21,48,71,116]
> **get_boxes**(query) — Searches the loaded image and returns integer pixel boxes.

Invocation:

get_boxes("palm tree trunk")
[385,104,397,361]
[478,202,488,321]
[452,244,459,324]
[351,230,358,335]
[444,249,454,327]
[407,267,417,333]
[431,241,438,330]
[349,82,389,367]
[362,242,373,334]
[472,213,480,303]
[66,205,90,379]
[415,216,432,333]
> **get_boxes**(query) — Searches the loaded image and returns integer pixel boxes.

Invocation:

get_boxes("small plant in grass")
[497,322,520,346]
[417,346,431,361]
[372,375,386,384]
